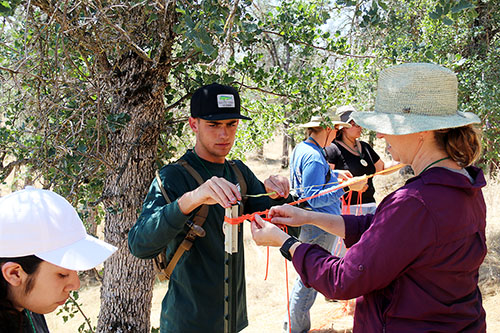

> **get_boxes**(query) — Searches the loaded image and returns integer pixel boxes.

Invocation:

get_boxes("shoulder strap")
[227,160,247,197]
[153,158,209,281]
[155,170,171,204]
[228,160,248,216]
[177,159,205,184]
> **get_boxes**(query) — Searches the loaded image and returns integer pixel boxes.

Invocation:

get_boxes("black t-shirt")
[325,140,380,204]
[0,310,49,333]
[24,311,49,333]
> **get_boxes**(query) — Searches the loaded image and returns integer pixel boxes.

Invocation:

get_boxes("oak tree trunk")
[96,6,176,327]
[96,51,166,332]
[281,123,289,168]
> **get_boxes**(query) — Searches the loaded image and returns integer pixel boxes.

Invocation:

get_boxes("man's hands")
[178,176,241,215]
[263,175,290,199]
[177,173,290,215]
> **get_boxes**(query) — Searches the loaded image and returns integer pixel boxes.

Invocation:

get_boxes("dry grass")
[46,136,500,332]
[479,177,500,300]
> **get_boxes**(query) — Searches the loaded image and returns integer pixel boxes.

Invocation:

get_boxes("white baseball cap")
[0,186,117,270]
[298,111,351,129]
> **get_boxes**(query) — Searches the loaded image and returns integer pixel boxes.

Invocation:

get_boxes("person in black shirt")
[325,105,398,216]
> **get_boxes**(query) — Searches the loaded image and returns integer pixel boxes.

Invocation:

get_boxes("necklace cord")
[26,310,36,333]
[418,157,450,176]
[339,139,361,156]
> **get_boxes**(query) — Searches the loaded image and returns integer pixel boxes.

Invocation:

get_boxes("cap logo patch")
[217,94,235,108]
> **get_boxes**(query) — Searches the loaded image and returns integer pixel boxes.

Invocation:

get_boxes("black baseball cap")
[190,83,252,121]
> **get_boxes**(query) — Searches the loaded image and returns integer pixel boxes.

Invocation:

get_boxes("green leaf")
[200,42,215,56]
[443,2,451,15]
[451,0,475,13]
[147,13,158,25]
[442,16,454,25]
[425,50,435,60]
[184,14,195,29]
[429,11,440,20]
[435,5,443,17]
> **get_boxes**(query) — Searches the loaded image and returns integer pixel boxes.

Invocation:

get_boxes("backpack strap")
[228,160,247,199]
[153,158,247,281]
[153,159,208,280]
[155,170,171,204]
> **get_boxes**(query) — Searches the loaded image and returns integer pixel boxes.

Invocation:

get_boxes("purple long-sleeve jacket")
[292,166,487,332]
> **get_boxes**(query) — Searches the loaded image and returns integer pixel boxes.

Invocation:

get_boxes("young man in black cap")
[128,83,291,333]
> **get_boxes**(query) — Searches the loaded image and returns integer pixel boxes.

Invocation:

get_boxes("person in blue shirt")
[285,112,367,333]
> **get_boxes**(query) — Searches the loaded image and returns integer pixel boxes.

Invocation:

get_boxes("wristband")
[279,236,300,261]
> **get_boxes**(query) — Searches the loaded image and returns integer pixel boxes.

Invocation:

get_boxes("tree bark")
[96,50,169,332]
[281,122,289,168]
[95,3,176,327]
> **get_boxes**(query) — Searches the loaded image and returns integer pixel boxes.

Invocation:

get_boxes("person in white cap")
[0,187,117,333]
[284,112,367,333]
[251,63,486,332]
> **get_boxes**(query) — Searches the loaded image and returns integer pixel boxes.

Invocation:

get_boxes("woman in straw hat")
[0,187,117,332]
[285,113,367,333]
[251,63,486,332]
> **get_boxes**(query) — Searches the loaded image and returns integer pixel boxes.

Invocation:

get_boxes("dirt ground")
[46,135,500,332]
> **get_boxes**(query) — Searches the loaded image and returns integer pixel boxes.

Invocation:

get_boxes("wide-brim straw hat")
[352,63,480,135]
[299,111,351,129]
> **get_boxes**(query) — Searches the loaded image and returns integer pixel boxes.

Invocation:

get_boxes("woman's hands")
[268,204,311,227]
[251,205,310,247]
[250,215,290,247]
[251,203,346,246]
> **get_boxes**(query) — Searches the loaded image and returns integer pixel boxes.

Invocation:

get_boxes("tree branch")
[98,15,153,63]
[0,159,28,183]
[0,65,44,81]
[237,83,290,98]
[260,29,393,60]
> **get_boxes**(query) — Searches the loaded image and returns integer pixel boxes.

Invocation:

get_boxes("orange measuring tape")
[223,163,404,225]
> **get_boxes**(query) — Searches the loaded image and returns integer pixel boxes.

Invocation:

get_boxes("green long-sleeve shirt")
[128,149,291,333]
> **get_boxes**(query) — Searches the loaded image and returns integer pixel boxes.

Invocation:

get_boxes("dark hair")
[0,255,43,332]
[335,128,344,140]
[306,127,322,137]
[434,125,482,167]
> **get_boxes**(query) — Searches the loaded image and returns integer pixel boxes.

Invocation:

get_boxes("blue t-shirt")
[290,141,345,214]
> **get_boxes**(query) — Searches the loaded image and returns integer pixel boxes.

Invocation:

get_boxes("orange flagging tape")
[224,163,404,225]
